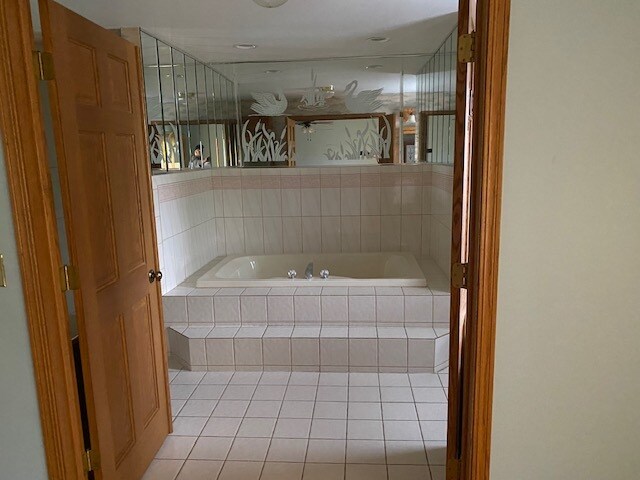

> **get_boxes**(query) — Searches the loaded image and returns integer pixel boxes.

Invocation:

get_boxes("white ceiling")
[55,0,458,63]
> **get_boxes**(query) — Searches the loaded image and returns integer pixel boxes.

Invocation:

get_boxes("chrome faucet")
[305,262,314,280]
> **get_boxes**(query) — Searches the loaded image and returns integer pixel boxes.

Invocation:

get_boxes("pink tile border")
[156,165,453,203]
[320,174,341,188]
[340,174,361,188]
[300,175,320,188]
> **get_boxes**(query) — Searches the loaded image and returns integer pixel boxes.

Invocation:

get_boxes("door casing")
[0,0,511,478]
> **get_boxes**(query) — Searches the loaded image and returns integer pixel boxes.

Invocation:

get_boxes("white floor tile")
[156,436,197,460]
[379,373,410,387]
[230,371,263,385]
[345,463,388,480]
[310,419,347,439]
[237,417,277,438]
[218,460,264,480]
[305,439,346,463]
[254,385,287,401]
[178,399,217,417]
[259,371,291,385]
[416,403,448,421]
[189,437,233,460]
[227,437,271,461]
[201,371,234,384]
[212,400,250,418]
[303,463,345,480]
[285,385,318,401]
[170,384,197,400]
[349,373,379,386]
[409,373,441,388]
[347,420,384,440]
[279,401,315,419]
[348,402,382,420]
[221,385,257,400]
[319,372,349,386]
[429,465,446,480]
[382,403,418,420]
[246,400,282,418]
[380,387,414,403]
[412,388,447,403]
[317,386,348,402]
[388,464,432,480]
[273,418,312,438]
[383,420,423,441]
[345,440,386,464]
[172,371,206,385]
[261,462,304,480]
[385,441,428,465]
[266,438,309,462]
[314,401,348,419]
[190,384,226,400]
[142,459,184,480]
[348,386,381,402]
[424,442,446,465]
[201,417,242,437]
[171,417,208,436]
[289,372,320,385]
[147,368,449,480]
[419,421,447,441]
[175,459,223,480]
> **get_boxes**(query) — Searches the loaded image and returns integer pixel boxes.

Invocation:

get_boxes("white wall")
[491,1,640,479]
[0,136,49,478]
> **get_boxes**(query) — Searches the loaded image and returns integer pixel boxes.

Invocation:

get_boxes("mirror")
[139,24,457,171]
[140,30,241,173]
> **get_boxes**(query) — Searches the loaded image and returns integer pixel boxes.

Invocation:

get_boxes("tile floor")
[143,369,449,480]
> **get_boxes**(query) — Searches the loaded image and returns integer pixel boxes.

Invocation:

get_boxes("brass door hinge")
[452,262,469,289]
[82,449,100,473]
[33,50,55,80]
[458,32,476,63]
[60,264,80,291]
[0,254,6,287]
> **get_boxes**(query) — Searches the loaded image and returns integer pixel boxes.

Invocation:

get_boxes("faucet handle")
[287,270,297,279]
[320,269,330,279]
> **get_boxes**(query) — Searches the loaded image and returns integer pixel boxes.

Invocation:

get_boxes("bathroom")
[137,16,455,478]
[138,30,456,375]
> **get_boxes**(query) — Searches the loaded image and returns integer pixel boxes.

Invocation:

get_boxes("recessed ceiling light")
[253,0,289,7]
[234,43,257,50]
[368,36,390,43]
[264,69,280,74]
[365,64,384,70]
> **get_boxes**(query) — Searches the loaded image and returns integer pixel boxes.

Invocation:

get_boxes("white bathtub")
[195,252,427,288]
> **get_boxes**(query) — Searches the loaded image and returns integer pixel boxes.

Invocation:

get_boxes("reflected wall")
[139,30,241,172]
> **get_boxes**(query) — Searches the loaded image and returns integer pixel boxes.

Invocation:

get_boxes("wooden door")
[447,0,477,478]
[39,1,171,478]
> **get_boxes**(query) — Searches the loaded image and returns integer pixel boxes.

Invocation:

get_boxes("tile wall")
[152,165,453,294]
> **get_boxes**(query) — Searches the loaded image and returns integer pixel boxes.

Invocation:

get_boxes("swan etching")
[344,80,384,113]
[250,90,288,116]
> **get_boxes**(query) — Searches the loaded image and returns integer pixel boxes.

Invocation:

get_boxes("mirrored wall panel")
[140,31,241,172]
[221,28,457,168]
[415,29,457,164]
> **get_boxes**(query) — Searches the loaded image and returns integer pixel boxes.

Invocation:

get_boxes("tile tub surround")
[164,259,450,373]
[151,164,453,294]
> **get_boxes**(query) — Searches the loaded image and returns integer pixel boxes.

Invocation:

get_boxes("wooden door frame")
[448,0,511,479]
[0,0,510,479]
[0,0,86,478]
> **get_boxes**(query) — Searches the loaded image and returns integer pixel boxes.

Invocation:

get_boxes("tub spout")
[305,262,314,280]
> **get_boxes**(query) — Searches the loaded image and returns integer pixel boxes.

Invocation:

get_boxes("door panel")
[39,0,171,477]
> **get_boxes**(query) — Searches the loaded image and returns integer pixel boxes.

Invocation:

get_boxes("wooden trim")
[0,0,86,478]
[454,0,511,479]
